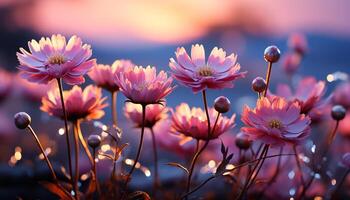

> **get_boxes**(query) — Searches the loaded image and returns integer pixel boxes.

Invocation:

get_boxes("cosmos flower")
[124,102,168,128]
[115,66,174,105]
[271,77,325,114]
[0,69,12,103]
[41,85,107,121]
[332,82,350,109]
[17,34,96,85]
[338,111,350,137]
[287,33,308,55]
[171,103,235,140]
[153,118,195,156]
[88,60,134,92]
[241,97,311,146]
[15,74,54,102]
[169,44,246,93]
[281,53,301,75]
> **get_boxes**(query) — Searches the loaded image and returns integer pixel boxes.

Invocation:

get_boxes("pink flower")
[282,53,301,75]
[115,66,174,105]
[41,85,107,121]
[241,97,311,146]
[338,111,350,137]
[124,102,168,128]
[288,33,308,55]
[88,60,134,92]
[332,82,350,109]
[15,73,54,102]
[271,77,325,114]
[342,152,350,168]
[0,69,12,103]
[171,103,235,140]
[17,34,96,85]
[153,119,195,156]
[169,44,246,93]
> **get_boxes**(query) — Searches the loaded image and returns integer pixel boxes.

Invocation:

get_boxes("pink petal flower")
[41,85,107,121]
[124,102,168,128]
[270,76,325,114]
[171,103,235,140]
[241,97,311,146]
[115,65,174,105]
[88,60,134,92]
[169,44,246,93]
[17,34,96,85]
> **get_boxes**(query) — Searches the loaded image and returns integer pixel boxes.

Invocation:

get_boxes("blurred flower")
[88,60,134,92]
[272,77,325,114]
[171,103,235,140]
[169,44,246,93]
[288,33,308,55]
[342,152,350,168]
[17,34,96,85]
[241,97,311,146]
[15,74,54,102]
[0,111,15,142]
[153,119,195,156]
[0,69,12,103]
[282,53,302,75]
[124,102,168,128]
[332,81,350,109]
[115,66,174,105]
[338,111,350,137]
[41,85,107,121]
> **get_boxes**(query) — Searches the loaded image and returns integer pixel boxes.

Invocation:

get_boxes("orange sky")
[6,0,350,46]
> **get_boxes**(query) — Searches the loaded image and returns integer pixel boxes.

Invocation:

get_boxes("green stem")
[150,128,160,197]
[125,104,147,185]
[56,78,75,198]
[111,91,118,127]
[72,121,80,199]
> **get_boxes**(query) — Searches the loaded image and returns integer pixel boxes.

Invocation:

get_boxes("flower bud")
[252,77,267,93]
[14,112,31,129]
[342,152,350,168]
[88,134,102,148]
[264,46,281,63]
[235,132,252,150]
[331,105,346,121]
[214,96,231,113]
[288,33,307,55]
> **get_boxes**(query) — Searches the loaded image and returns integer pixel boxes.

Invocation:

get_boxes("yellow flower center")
[269,119,282,129]
[48,55,66,65]
[198,66,214,77]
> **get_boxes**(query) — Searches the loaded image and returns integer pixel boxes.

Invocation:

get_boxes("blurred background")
[0,0,350,198]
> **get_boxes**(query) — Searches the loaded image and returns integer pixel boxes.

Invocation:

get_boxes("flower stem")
[257,146,283,198]
[56,78,74,197]
[331,169,350,199]
[184,90,216,199]
[111,91,118,127]
[72,121,80,199]
[76,121,94,167]
[236,144,269,200]
[150,127,160,197]
[299,121,340,199]
[92,148,101,196]
[293,145,305,185]
[263,62,272,97]
[27,125,57,181]
[125,104,147,185]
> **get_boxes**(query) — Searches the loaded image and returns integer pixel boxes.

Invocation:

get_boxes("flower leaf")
[166,162,189,174]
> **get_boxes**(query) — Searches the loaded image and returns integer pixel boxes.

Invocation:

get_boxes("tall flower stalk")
[126,104,147,182]
[57,78,75,195]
